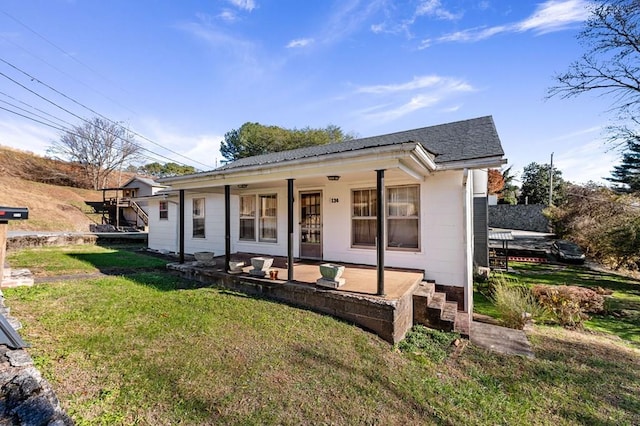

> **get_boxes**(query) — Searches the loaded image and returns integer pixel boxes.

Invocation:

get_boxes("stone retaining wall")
[488,204,551,233]
[0,290,73,425]
[168,262,417,344]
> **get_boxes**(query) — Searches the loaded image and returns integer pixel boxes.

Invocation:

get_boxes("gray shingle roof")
[217,116,504,171]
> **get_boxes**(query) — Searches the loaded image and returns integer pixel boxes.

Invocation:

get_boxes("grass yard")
[475,261,640,346]
[4,246,640,425]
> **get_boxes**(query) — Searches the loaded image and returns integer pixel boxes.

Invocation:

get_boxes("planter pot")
[228,261,245,274]
[319,263,345,281]
[194,251,216,266]
[250,257,273,277]
[317,263,346,288]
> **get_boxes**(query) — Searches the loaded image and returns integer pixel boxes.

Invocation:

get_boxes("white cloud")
[227,0,256,12]
[415,0,463,21]
[357,75,471,94]
[286,38,314,48]
[555,139,619,184]
[217,9,238,22]
[354,75,475,122]
[176,16,258,65]
[424,0,590,46]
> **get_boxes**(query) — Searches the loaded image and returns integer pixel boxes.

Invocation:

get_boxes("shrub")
[490,275,548,330]
[531,285,605,328]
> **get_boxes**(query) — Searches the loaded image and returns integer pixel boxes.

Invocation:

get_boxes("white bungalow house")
[146,116,506,325]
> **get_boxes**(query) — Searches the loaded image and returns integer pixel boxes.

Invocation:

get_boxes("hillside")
[0,145,135,232]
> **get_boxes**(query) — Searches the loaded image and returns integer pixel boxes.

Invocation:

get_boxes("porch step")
[413,281,462,334]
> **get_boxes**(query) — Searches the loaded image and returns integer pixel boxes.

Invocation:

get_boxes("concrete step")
[439,301,458,332]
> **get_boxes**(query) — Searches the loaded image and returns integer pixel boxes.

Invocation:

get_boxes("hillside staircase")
[413,281,469,336]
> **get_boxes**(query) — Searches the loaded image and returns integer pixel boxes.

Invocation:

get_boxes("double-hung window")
[159,201,168,220]
[387,185,419,250]
[259,194,277,242]
[239,194,277,243]
[351,185,420,251]
[192,198,205,238]
[239,195,256,240]
[351,189,377,247]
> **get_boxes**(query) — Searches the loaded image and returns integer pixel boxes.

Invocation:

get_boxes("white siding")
[148,199,178,252]
[147,170,469,288]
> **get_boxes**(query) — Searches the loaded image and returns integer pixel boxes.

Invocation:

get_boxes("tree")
[220,122,355,162]
[139,162,197,178]
[547,0,640,191]
[548,0,640,118]
[547,183,640,269]
[49,117,141,190]
[518,162,566,206]
[487,169,504,195]
[607,132,640,192]
[499,166,519,205]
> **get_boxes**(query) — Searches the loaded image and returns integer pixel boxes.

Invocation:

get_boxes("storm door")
[300,191,322,259]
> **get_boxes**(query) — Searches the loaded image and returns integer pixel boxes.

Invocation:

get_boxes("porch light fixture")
[237,184,248,189]
[327,175,340,181]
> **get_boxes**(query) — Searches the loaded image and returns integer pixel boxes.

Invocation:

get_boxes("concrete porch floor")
[222,253,425,300]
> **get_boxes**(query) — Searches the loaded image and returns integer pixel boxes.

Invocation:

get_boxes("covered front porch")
[167,253,429,343]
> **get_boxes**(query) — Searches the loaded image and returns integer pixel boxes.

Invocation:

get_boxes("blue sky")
[0,0,621,184]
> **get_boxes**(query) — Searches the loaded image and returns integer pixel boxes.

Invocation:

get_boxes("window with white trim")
[351,189,377,247]
[238,194,278,243]
[239,195,256,240]
[351,185,420,251]
[387,185,419,250]
[159,201,168,220]
[259,194,277,242]
[192,198,205,238]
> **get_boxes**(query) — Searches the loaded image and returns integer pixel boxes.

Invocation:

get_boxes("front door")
[300,191,322,259]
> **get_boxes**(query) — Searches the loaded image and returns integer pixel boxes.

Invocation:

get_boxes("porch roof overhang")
[159,142,437,191]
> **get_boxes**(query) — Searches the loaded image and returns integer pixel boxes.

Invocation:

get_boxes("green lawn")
[4,247,640,425]
[475,261,640,345]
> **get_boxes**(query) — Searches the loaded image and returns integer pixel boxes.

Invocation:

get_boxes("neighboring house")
[146,116,506,317]
[101,176,169,229]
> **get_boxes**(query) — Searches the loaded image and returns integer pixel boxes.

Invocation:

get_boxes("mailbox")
[0,206,29,222]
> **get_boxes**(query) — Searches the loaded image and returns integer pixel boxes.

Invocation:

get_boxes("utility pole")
[548,152,554,207]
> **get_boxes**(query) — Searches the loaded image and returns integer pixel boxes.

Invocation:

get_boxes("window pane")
[259,194,277,242]
[388,218,418,249]
[352,218,376,246]
[193,198,205,238]
[193,218,205,238]
[240,195,255,217]
[240,218,255,240]
[159,201,168,220]
[239,195,256,240]
[260,217,277,241]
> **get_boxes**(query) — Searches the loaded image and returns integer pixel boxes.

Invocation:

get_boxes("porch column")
[376,169,385,296]
[224,184,231,272]
[287,178,294,281]
[179,189,185,264]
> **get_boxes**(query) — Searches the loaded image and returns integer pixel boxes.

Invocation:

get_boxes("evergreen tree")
[608,138,640,193]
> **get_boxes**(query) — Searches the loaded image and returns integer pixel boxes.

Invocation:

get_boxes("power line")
[0,57,213,169]
[0,86,203,168]
[0,9,131,97]
[0,32,138,116]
